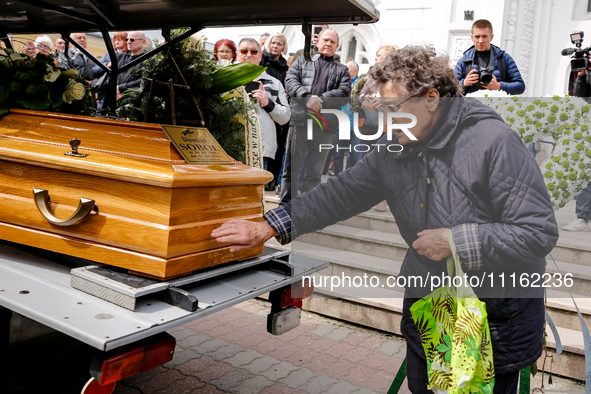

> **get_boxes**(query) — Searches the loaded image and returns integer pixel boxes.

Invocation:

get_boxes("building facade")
[204,0,591,96]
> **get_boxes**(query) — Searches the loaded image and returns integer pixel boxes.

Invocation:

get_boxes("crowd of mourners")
[16,27,388,207]
[210,27,405,206]
[20,31,150,110]
[14,22,590,229]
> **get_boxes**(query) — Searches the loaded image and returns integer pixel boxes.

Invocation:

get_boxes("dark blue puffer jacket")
[289,97,558,373]
[455,44,525,95]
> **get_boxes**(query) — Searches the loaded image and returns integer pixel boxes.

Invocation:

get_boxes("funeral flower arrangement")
[0,49,94,116]
[117,30,264,163]
[468,90,591,209]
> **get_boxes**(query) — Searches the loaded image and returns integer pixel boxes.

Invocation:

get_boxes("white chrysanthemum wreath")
[467,90,591,209]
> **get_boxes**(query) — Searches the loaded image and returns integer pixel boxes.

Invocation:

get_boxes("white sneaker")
[562,218,590,232]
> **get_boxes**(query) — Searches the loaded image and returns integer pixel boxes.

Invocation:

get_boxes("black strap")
[497,54,507,82]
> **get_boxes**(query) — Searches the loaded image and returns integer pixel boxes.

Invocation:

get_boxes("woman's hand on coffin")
[211,219,279,252]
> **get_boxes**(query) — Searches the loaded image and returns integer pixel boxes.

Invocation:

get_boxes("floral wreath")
[0,48,94,116]
[467,90,591,209]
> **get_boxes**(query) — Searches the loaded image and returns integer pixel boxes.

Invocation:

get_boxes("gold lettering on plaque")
[160,125,235,165]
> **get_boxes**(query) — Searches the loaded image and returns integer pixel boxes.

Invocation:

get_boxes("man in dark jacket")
[279,28,351,204]
[455,19,525,95]
[562,59,591,231]
[67,33,95,80]
[213,45,558,393]
[111,31,147,98]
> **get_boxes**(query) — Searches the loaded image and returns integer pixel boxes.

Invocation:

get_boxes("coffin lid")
[0,109,272,188]
[0,0,379,34]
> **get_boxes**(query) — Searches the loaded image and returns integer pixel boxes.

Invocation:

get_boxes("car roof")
[0,0,379,34]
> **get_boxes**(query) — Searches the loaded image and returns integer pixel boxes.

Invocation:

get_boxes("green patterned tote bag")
[410,232,495,393]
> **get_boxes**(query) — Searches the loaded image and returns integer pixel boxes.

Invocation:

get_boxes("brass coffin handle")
[33,189,96,227]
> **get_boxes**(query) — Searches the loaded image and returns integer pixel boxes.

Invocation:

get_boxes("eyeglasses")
[216,50,233,54]
[125,38,136,42]
[239,49,259,55]
[380,96,416,113]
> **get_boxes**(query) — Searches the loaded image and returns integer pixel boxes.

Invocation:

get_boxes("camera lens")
[480,69,493,85]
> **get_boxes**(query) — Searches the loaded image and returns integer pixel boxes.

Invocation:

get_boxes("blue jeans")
[332,133,365,175]
[576,181,591,222]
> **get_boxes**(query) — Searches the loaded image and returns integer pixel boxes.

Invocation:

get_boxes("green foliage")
[210,63,265,94]
[116,29,262,163]
[0,50,94,116]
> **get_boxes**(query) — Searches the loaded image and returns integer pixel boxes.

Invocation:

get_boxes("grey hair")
[238,37,261,50]
[318,28,339,44]
[347,60,359,70]
[370,45,461,97]
[34,35,53,50]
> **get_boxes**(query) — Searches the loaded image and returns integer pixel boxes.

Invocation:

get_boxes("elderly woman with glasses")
[213,39,237,64]
[212,46,557,393]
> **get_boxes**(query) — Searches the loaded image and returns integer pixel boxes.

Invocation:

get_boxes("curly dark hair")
[370,45,461,98]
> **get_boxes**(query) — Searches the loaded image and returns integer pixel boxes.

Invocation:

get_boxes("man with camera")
[455,19,525,95]
[562,49,591,231]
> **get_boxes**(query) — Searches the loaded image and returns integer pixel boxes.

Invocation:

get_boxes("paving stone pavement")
[112,298,586,394]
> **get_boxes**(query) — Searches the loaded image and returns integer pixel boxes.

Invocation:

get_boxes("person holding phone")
[237,38,291,172]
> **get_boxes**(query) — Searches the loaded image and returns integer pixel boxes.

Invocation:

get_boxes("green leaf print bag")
[410,232,495,394]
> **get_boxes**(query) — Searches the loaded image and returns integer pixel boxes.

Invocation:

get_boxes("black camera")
[561,30,591,72]
[475,67,493,85]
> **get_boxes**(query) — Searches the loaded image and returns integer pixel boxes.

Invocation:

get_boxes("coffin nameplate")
[160,125,235,165]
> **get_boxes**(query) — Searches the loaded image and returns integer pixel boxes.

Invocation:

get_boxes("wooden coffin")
[0,109,273,279]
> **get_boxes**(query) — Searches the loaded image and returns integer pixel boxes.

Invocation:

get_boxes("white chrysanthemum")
[473,94,591,209]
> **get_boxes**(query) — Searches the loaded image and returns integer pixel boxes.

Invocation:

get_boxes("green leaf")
[16,97,50,110]
[531,362,538,377]
[464,335,482,361]
[437,334,452,363]
[210,63,266,94]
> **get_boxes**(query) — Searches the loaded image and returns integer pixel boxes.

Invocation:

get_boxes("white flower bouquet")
[468,92,591,209]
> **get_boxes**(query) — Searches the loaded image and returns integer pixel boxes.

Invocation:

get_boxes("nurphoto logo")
[306,108,418,153]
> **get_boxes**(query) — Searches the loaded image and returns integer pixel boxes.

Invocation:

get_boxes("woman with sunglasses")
[213,39,236,65]
[213,45,558,394]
